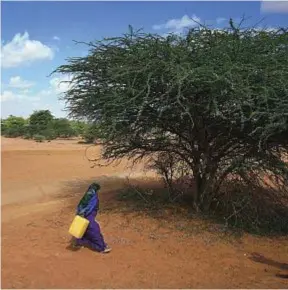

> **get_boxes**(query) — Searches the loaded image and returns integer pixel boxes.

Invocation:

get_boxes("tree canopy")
[29,110,54,134]
[53,20,288,217]
[1,115,27,137]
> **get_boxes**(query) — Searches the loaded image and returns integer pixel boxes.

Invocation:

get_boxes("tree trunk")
[193,171,204,212]
[194,165,219,213]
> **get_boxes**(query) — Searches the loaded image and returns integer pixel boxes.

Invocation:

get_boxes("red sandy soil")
[1,137,288,288]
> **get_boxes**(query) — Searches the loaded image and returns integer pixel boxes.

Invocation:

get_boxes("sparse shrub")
[41,128,57,141]
[83,124,102,144]
[33,134,45,142]
[147,152,193,202]
[209,178,288,235]
[52,118,76,138]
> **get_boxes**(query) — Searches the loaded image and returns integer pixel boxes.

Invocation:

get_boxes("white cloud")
[1,91,16,102]
[38,89,53,97]
[261,1,288,13]
[0,90,40,103]
[1,74,73,117]
[216,17,227,24]
[1,75,72,101]
[53,36,60,41]
[153,14,201,33]
[8,76,35,89]
[20,89,31,95]
[1,32,54,68]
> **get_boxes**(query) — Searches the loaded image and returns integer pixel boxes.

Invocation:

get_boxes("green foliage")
[83,124,102,143]
[52,118,75,138]
[1,119,7,135]
[70,120,87,136]
[29,110,54,135]
[1,115,27,137]
[53,19,288,220]
[41,127,57,141]
[1,111,88,140]
[33,134,46,142]
[23,134,31,140]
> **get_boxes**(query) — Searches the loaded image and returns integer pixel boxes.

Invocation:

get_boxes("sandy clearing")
[1,137,287,288]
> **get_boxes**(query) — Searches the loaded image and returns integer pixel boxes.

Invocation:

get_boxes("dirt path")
[1,137,288,288]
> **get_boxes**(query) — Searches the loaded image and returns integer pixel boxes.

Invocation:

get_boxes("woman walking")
[71,183,111,253]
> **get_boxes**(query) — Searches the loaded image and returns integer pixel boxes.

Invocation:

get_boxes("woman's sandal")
[101,246,112,253]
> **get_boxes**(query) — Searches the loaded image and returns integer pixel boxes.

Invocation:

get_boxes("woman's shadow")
[66,238,83,252]
[249,252,288,279]
[65,238,101,253]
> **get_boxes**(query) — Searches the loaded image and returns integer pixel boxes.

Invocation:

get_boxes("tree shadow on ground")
[58,176,245,243]
[59,176,288,238]
[116,178,288,236]
[57,175,128,211]
[249,252,288,279]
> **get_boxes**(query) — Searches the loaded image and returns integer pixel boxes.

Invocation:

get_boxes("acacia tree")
[28,110,54,135]
[53,20,288,212]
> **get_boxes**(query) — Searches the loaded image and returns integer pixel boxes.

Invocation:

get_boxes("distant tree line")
[1,109,99,143]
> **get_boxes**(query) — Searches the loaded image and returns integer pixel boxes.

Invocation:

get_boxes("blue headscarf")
[76,183,101,217]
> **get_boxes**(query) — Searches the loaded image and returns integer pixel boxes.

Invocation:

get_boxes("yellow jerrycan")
[68,215,90,239]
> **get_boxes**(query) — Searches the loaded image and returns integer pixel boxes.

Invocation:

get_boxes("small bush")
[209,179,288,235]
[83,124,102,144]
[117,180,178,212]
[116,178,288,236]
[23,134,31,139]
[33,134,45,142]
[41,128,56,141]
[4,129,22,138]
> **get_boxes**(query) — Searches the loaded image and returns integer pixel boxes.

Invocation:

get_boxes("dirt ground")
[1,137,288,289]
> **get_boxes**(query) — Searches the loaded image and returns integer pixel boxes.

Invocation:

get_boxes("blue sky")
[1,1,288,119]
